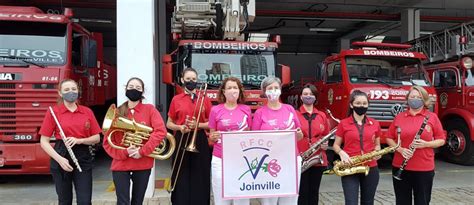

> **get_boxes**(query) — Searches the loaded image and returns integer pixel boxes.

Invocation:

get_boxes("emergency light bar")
[352,42,412,50]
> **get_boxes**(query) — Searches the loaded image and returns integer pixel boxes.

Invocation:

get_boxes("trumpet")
[102,104,175,160]
[301,109,340,173]
[330,127,401,176]
[168,83,208,192]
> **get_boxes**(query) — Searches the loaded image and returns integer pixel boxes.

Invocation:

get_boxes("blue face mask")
[408,98,424,109]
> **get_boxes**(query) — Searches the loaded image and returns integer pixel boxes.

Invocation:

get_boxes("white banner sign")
[222,130,298,199]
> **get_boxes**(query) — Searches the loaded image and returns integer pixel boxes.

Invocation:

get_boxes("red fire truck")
[162,40,290,108]
[283,42,438,145]
[408,21,474,165]
[163,0,290,108]
[0,6,116,174]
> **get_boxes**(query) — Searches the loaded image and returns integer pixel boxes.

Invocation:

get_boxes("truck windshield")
[346,56,430,86]
[0,21,67,66]
[190,49,275,88]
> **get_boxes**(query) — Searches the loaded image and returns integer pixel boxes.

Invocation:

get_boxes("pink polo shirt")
[251,103,301,131]
[208,104,252,158]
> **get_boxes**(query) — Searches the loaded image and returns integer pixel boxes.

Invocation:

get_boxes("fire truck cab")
[0,6,116,174]
[284,42,438,144]
[163,0,290,108]
[409,21,474,165]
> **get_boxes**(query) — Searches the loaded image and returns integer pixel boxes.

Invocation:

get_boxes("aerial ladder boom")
[172,0,255,40]
[407,21,474,63]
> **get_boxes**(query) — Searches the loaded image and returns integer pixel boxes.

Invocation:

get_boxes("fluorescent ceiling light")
[248,33,269,42]
[309,27,336,32]
[420,31,433,35]
[80,18,113,24]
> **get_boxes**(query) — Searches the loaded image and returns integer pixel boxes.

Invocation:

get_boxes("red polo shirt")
[335,116,381,167]
[39,103,101,139]
[387,109,445,171]
[168,92,212,132]
[103,102,167,171]
[296,106,330,167]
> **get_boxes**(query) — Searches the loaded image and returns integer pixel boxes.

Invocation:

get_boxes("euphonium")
[102,104,176,160]
[301,109,340,173]
[331,127,401,176]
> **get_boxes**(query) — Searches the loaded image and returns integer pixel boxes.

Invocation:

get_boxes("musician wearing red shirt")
[167,68,212,205]
[295,84,330,205]
[386,86,445,205]
[103,77,167,205]
[39,79,101,205]
[333,90,381,205]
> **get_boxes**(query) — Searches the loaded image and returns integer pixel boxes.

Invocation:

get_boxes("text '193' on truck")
[283,42,438,146]
[0,6,116,174]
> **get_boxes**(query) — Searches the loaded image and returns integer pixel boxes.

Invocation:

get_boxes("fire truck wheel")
[442,119,474,165]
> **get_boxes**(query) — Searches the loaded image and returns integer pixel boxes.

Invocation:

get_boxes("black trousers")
[392,168,435,205]
[51,143,93,205]
[171,130,211,205]
[298,166,326,205]
[51,168,92,205]
[112,169,151,205]
[341,167,379,205]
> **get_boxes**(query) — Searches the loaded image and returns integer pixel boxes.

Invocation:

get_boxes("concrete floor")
[0,152,473,204]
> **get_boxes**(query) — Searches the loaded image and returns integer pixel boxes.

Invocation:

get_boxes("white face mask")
[265,89,281,102]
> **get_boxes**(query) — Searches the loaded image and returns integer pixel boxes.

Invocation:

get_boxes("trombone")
[168,82,208,192]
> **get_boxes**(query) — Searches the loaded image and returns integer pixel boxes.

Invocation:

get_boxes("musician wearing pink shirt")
[209,77,252,205]
[251,76,303,205]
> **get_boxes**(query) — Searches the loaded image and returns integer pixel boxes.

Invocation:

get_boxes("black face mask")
[184,80,197,91]
[126,89,143,102]
[353,106,368,116]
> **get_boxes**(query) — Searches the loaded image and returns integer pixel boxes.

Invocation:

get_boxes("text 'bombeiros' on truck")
[283,41,438,145]
[162,0,290,109]
[0,6,116,174]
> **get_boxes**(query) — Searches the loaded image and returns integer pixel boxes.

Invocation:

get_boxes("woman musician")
[295,84,330,205]
[251,76,304,205]
[39,79,101,205]
[209,77,252,205]
[167,68,212,205]
[386,86,445,205]
[332,90,381,205]
[103,77,167,205]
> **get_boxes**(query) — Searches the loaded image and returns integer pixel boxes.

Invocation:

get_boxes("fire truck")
[408,21,474,165]
[163,0,290,108]
[283,42,438,145]
[0,6,116,174]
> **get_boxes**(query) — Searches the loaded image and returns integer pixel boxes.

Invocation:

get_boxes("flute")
[49,106,82,172]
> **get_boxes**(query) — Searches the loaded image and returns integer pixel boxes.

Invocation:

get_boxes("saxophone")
[331,127,401,176]
[301,109,340,173]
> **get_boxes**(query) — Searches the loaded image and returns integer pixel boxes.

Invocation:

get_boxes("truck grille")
[366,100,407,122]
[0,83,56,137]
[0,84,16,135]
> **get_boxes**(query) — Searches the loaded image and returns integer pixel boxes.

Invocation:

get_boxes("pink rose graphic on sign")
[267,159,281,177]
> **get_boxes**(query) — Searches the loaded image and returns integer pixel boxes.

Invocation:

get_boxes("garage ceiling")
[2,0,474,54]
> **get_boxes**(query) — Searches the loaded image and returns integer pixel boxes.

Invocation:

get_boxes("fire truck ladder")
[171,0,254,40]
[408,21,474,63]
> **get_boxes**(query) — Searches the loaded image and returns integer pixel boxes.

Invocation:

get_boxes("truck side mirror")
[82,38,97,68]
[162,54,173,84]
[280,64,291,86]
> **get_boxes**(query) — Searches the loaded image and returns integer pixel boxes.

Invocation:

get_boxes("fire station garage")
[0,0,474,204]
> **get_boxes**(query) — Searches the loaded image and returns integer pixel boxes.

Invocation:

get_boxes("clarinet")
[393,115,429,180]
[49,106,83,172]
